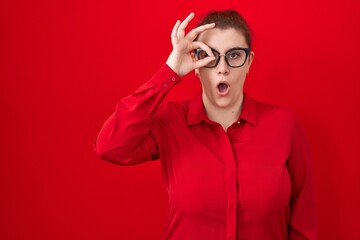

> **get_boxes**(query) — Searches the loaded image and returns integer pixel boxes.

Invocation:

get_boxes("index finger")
[192,41,214,58]
[186,23,216,41]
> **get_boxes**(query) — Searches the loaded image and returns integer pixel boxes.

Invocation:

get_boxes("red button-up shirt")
[94,64,318,240]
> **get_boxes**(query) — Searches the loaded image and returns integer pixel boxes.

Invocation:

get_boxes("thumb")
[193,56,215,69]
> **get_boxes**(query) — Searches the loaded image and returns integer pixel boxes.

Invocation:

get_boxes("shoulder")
[251,97,296,127]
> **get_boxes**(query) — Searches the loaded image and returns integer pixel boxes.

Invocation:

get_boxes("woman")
[94,10,317,240]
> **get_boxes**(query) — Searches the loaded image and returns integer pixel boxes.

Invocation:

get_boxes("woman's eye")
[199,51,209,59]
[228,52,240,59]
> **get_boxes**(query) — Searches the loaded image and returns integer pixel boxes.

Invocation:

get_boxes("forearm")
[94,64,180,165]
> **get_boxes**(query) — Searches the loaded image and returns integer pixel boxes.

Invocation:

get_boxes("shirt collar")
[187,93,258,126]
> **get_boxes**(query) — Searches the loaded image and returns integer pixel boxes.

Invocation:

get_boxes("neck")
[203,94,244,131]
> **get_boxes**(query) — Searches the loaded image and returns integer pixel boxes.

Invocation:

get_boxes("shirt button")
[237,121,241,124]
[171,77,176,82]
[164,83,169,88]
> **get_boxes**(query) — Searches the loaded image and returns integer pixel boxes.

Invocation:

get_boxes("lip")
[216,81,230,96]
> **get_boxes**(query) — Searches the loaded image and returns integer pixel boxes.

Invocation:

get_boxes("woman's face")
[196,28,254,110]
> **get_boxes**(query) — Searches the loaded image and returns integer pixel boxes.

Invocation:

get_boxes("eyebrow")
[209,46,250,54]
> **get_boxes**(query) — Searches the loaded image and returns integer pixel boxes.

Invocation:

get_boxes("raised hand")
[166,13,216,77]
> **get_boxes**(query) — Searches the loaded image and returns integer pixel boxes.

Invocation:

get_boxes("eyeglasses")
[195,47,250,68]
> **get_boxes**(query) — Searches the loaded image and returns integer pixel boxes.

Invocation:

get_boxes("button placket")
[216,127,238,239]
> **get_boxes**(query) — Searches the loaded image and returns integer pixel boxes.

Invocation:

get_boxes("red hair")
[196,10,252,49]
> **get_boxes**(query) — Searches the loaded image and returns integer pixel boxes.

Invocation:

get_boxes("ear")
[191,51,201,78]
[195,69,200,78]
[247,51,255,75]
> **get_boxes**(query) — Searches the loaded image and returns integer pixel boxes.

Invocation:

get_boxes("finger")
[192,41,214,57]
[186,23,216,41]
[171,20,181,40]
[177,12,195,38]
[193,56,216,69]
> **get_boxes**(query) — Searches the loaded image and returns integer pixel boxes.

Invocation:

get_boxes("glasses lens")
[197,49,218,67]
[226,49,247,67]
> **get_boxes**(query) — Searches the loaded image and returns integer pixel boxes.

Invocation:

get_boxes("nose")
[217,55,229,75]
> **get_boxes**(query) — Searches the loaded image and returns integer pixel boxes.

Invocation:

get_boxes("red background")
[1,0,359,239]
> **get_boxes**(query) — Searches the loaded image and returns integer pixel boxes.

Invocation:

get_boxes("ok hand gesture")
[166,13,216,77]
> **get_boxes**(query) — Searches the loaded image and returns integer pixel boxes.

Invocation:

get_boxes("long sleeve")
[94,64,180,165]
[287,116,318,239]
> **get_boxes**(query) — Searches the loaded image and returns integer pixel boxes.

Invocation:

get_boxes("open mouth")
[217,82,230,95]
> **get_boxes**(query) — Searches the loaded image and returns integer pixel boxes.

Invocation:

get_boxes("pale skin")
[166,13,254,131]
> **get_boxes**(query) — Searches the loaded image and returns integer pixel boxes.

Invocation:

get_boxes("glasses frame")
[195,47,251,68]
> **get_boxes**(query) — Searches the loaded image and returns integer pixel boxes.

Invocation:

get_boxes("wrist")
[166,53,181,76]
